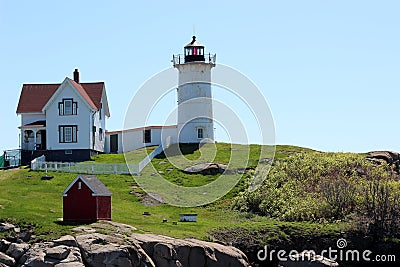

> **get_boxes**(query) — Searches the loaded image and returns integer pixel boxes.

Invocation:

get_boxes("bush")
[357,172,400,238]
[232,151,400,238]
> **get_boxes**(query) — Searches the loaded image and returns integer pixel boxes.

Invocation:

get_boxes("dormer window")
[59,99,77,116]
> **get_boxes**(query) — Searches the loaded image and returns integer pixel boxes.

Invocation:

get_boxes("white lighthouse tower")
[173,36,216,143]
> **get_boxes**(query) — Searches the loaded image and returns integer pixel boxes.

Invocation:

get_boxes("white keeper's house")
[17,69,110,164]
[16,36,216,164]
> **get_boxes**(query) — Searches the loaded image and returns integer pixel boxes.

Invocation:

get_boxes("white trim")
[101,86,111,118]
[42,78,97,113]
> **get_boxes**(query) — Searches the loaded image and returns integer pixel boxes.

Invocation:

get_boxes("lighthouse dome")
[184,36,205,63]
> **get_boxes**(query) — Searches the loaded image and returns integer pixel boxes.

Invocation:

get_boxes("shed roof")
[63,174,112,197]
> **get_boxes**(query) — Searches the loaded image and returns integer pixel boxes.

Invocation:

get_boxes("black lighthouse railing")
[172,53,216,67]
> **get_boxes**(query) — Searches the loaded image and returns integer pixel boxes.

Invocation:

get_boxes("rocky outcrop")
[130,233,249,267]
[367,151,400,171]
[183,163,227,175]
[0,221,250,267]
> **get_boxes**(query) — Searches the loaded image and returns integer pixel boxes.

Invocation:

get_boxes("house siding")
[46,83,92,151]
[107,126,177,154]
[63,179,97,222]
[21,113,45,126]
[91,102,106,152]
[96,196,111,220]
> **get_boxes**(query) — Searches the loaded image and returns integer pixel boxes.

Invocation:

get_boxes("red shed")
[62,174,112,223]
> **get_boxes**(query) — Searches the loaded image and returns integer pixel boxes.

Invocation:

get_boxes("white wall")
[20,113,46,149]
[106,126,177,154]
[91,102,106,152]
[176,62,214,143]
[46,83,92,150]
[21,113,45,126]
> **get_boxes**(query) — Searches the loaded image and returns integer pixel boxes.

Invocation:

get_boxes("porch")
[20,120,47,151]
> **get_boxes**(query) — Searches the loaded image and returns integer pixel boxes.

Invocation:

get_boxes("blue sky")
[1,0,399,153]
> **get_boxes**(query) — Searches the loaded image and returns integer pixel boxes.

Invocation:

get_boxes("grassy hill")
[1,142,399,266]
[0,144,319,241]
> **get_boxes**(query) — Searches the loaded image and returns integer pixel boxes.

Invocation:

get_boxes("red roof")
[19,120,46,128]
[16,80,105,113]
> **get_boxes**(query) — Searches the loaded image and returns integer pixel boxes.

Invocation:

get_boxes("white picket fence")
[31,145,165,175]
[31,161,139,175]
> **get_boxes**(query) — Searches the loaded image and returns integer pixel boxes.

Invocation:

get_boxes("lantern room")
[184,36,205,63]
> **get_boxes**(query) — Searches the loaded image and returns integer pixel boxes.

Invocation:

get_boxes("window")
[59,125,78,143]
[197,128,204,139]
[78,182,82,190]
[99,128,103,141]
[99,103,102,120]
[144,129,151,143]
[65,150,72,155]
[58,99,77,115]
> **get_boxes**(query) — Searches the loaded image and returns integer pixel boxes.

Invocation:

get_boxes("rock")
[0,223,15,232]
[22,250,50,267]
[76,233,142,267]
[59,247,82,263]
[6,242,30,261]
[130,233,250,267]
[46,246,70,260]
[6,224,250,267]
[183,163,227,175]
[0,240,10,253]
[279,251,339,267]
[53,236,77,248]
[367,151,400,172]
[72,226,96,234]
[19,231,32,243]
[19,242,83,267]
[0,251,15,266]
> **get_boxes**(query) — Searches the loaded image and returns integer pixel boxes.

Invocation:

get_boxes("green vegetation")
[1,143,398,250]
[87,146,157,164]
[232,152,400,238]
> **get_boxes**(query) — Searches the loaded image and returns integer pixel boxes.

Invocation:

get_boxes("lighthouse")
[172,36,216,143]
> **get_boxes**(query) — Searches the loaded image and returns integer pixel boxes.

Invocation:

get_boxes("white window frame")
[59,125,78,143]
[59,99,77,116]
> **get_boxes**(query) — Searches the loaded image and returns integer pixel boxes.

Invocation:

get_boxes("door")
[110,134,118,153]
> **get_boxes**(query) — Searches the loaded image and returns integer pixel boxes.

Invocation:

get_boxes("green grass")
[0,168,292,240]
[0,144,345,243]
[87,146,158,164]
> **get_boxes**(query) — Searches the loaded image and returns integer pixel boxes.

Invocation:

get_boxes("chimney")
[73,69,80,83]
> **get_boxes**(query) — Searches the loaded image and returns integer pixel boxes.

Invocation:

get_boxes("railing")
[30,144,166,174]
[138,145,164,172]
[172,53,216,66]
[1,149,21,168]
[31,161,139,175]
